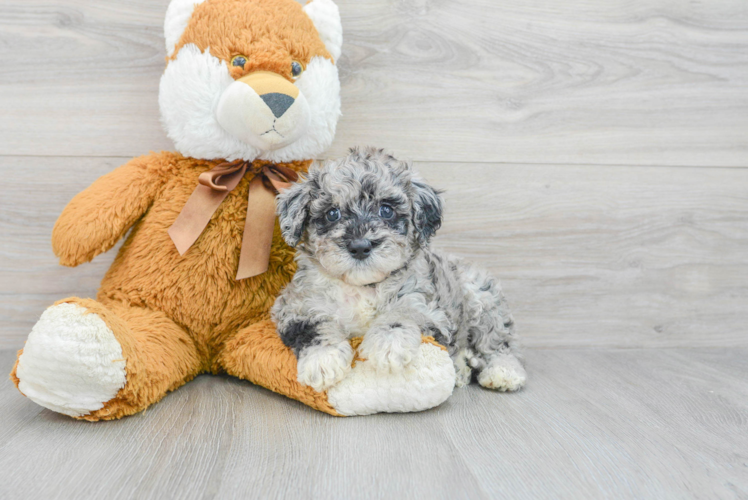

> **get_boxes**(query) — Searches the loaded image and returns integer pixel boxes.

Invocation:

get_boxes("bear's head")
[159,0,342,163]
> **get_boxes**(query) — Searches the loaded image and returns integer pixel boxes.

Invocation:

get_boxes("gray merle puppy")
[272,147,526,393]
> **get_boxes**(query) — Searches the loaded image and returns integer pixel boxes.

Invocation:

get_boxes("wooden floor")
[2,348,748,499]
[1,0,747,498]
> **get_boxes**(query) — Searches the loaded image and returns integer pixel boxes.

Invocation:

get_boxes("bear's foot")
[477,353,526,392]
[327,337,456,416]
[219,321,457,416]
[15,303,127,417]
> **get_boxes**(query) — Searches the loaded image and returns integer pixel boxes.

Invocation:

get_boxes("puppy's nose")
[260,93,295,118]
[347,239,373,260]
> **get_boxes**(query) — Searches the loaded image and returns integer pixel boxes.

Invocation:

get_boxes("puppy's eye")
[291,61,304,78]
[326,207,341,222]
[231,55,248,68]
[379,204,395,219]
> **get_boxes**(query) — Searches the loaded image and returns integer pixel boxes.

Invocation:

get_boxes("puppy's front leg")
[359,317,423,373]
[279,318,353,392]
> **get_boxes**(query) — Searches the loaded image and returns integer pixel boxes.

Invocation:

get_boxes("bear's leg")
[216,319,341,415]
[11,298,203,421]
[216,319,457,416]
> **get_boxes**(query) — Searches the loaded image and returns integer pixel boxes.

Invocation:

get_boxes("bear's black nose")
[347,239,373,260]
[261,93,295,118]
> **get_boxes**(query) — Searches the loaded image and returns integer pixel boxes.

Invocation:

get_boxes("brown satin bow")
[168,159,299,280]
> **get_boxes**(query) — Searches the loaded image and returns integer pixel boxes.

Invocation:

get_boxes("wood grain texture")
[2,1,747,498]
[1,348,746,499]
[0,0,746,165]
[2,156,746,349]
[430,162,748,349]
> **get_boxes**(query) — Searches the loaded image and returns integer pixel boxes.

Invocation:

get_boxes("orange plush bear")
[10,0,456,420]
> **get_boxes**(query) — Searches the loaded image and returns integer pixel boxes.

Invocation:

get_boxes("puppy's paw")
[453,348,474,388]
[478,354,526,392]
[359,323,422,373]
[296,343,354,392]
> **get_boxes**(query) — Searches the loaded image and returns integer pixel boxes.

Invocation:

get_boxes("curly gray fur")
[272,147,527,392]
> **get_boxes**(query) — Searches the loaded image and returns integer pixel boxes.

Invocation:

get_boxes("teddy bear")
[10,0,456,420]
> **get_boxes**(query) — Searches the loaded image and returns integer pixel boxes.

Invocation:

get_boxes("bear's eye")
[231,55,247,68]
[291,61,304,78]
[379,204,395,219]
[326,207,341,222]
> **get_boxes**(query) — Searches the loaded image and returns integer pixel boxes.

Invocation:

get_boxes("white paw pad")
[296,343,353,392]
[478,354,527,392]
[16,303,127,417]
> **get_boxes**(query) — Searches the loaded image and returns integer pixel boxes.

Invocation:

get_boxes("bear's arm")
[52,154,170,267]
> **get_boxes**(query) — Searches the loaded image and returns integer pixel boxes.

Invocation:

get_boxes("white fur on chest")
[332,282,384,337]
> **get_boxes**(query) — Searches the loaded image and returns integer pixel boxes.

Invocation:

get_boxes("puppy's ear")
[412,180,443,246]
[277,178,314,247]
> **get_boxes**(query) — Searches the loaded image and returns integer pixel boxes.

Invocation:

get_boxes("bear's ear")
[164,0,207,57]
[303,0,343,61]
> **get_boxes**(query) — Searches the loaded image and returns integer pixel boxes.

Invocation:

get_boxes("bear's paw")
[16,303,127,417]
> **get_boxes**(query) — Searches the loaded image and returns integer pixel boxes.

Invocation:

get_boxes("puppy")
[272,147,527,393]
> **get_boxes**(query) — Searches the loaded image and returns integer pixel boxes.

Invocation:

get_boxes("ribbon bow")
[168,159,299,280]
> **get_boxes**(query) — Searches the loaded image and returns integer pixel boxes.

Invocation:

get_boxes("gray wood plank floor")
[1,0,747,498]
[2,156,747,350]
[0,0,746,165]
[1,348,747,500]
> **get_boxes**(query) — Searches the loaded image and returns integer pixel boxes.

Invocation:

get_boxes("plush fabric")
[10,0,457,420]
[158,0,342,163]
[12,303,126,417]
